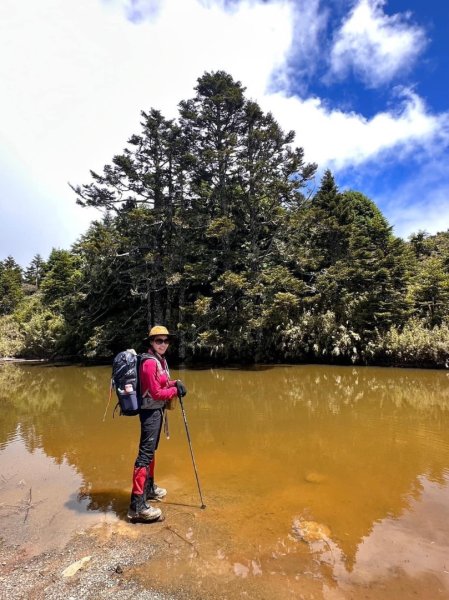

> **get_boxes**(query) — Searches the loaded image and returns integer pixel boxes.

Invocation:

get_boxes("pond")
[1,362,449,598]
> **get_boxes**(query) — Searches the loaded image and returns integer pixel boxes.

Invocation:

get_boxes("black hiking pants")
[134,408,164,468]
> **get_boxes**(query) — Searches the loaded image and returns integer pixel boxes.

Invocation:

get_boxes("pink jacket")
[139,351,177,408]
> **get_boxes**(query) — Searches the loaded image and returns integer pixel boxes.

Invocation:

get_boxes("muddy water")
[1,362,449,598]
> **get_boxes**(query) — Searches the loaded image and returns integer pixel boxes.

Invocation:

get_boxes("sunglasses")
[153,338,170,345]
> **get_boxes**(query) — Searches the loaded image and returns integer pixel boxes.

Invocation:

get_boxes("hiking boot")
[127,493,162,522]
[147,483,167,501]
[145,477,167,502]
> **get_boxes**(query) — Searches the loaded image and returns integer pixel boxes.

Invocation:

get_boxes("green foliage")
[282,311,361,363]
[373,319,449,368]
[312,191,412,334]
[0,256,23,315]
[11,294,67,358]
[40,249,82,308]
[24,254,46,290]
[0,315,25,357]
[408,254,449,327]
[21,310,66,358]
[83,324,117,359]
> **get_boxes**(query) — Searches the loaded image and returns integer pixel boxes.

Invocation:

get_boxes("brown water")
[1,362,449,598]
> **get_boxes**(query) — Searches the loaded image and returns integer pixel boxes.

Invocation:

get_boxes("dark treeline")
[1,72,449,367]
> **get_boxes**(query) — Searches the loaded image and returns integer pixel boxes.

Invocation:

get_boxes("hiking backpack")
[111,349,175,417]
[111,349,142,416]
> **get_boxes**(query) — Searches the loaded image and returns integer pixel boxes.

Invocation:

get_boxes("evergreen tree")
[24,254,46,289]
[2,73,448,366]
[70,70,316,360]
[40,249,82,309]
[309,169,349,268]
[408,256,449,326]
[72,108,189,330]
[315,191,412,333]
[409,231,431,260]
[0,256,23,315]
[177,72,316,358]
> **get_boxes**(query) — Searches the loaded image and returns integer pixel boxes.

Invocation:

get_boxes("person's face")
[150,336,170,355]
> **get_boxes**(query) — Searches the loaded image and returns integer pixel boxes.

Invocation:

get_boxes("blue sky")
[1,0,448,267]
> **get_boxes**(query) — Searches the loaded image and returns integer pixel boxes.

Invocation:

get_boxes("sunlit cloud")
[260,87,449,169]
[378,161,449,238]
[329,0,427,87]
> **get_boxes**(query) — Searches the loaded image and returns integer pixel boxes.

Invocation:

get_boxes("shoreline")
[1,355,448,370]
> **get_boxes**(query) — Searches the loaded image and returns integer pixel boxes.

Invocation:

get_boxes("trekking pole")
[178,393,206,509]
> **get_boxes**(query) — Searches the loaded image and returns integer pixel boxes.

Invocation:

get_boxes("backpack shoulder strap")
[139,353,162,372]
[138,353,164,399]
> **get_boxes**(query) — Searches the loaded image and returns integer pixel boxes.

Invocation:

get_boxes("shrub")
[0,315,25,357]
[373,319,449,368]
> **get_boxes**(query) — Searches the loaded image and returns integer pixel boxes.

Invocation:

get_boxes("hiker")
[128,325,187,521]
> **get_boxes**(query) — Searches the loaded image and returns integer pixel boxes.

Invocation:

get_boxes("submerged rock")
[291,518,331,543]
[304,472,327,484]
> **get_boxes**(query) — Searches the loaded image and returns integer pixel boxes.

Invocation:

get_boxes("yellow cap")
[148,325,170,338]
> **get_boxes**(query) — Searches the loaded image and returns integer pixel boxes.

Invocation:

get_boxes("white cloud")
[106,0,164,22]
[260,87,449,170]
[329,0,427,87]
[378,161,449,238]
[390,193,449,239]
[0,0,293,173]
[272,0,329,91]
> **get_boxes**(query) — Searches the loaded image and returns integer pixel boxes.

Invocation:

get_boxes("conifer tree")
[40,249,82,308]
[0,256,23,315]
[24,254,46,289]
[310,169,349,268]
[408,256,449,326]
[315,191,412,333]
[71,71,316,359]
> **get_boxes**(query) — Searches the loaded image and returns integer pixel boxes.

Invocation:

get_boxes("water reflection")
[1,362,449,594]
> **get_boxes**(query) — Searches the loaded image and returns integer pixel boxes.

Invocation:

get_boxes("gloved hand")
[176,380,187,397]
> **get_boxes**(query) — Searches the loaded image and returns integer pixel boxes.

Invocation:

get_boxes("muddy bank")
[0,519,174,600]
